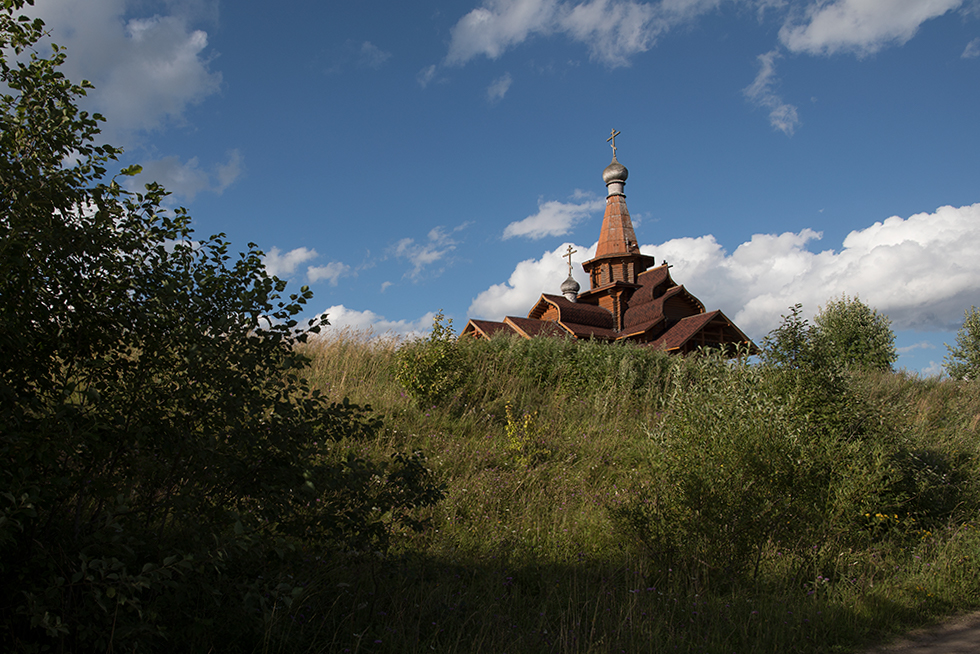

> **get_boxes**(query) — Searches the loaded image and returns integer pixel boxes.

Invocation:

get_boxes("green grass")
[269,330,980,653]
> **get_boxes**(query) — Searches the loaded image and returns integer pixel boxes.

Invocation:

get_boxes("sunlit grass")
[281,330,980,653]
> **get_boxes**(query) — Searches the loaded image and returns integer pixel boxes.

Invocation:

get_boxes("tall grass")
[281,330,980,653]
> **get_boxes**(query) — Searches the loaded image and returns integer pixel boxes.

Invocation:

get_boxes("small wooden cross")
[607,128,621,159]
[563,244,577,276]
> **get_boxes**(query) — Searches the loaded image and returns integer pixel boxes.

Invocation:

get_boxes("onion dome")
[561,274,580,302]
[602,158,628,197]
[602,160,628,185]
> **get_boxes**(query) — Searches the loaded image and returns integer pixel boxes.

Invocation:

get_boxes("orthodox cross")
[563,244,577,276]
[607,128,621,159]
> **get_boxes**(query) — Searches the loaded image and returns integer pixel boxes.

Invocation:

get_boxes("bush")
[395,311,468,407]
[0,5,442,650]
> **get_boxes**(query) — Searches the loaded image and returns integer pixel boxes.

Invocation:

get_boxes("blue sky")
[23,0,980,374]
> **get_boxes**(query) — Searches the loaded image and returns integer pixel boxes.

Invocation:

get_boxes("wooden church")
[460,132,757,355]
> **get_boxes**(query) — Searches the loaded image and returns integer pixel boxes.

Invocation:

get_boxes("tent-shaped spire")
[579,130,655,327]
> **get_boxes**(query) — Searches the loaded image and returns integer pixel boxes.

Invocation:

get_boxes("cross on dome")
[607,128,621,160]
[563,244,578,276]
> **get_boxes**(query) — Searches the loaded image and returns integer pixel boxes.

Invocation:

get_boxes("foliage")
[395,310,468,407]
[294,332,980,652]
[763,297,897,373]
[0,4,442,650]
[612,352,899,587]
[761,303,824,370]
[504,403,549,468]
[945,306,980,380]
[814,294,897,372]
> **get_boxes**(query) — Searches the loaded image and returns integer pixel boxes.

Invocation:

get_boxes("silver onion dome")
[602,160,628,185]
[561,274,580,302]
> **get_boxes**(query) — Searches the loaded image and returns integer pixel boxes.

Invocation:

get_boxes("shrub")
[395,311,468,407]
[0,5,442,650]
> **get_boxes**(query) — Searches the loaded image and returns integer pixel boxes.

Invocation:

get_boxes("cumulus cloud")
[743,50,800,136]
[503,194,604,239]
[25,0,222,142]
[779,0,963,57]
[487,72,513,102]
[470,203,980,340]
[130,149,242,201]
[315,306,437,338]
[263,247,318,278]
[469,241,595,318]
[391,225,465,279]
[307,262,352,286]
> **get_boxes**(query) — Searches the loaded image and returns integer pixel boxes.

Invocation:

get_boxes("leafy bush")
[0,5,442,650]
[612,348,961,588]
[612,355,837,585]
[395,311,468,407]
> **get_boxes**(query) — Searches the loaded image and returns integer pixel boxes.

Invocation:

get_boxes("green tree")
[945,306,980,380]
[814,295,897,372]
[1,2,441,649]
[761,303,823,370]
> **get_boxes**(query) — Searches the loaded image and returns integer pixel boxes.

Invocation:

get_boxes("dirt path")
[862,611,980,653]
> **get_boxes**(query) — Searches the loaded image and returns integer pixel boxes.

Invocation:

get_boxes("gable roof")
[460,319,515,339]
[504,316,569,338]
[651,311,758,353]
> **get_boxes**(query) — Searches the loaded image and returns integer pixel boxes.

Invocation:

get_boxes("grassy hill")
[269,327,980,653]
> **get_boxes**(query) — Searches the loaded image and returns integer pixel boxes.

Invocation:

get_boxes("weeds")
[274,330,980,652]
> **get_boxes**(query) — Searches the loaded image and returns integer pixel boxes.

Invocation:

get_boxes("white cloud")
[503,195,604,239]
[316,305,437,338]
[963,37,980,58]
[263,247,318,278]
[25,0,222,142]
[307,262,352,286]
[779,0,963,57]
[470,203,980,340]
[469,241,595,318]
[446,0,560,65]
[444,0,713,68]
[897,341,937,355]
[131,149,242,201]
[558,0,660,67]
[391,226,463,279]
[445,0,963,65]
[487,72,514,102]
[743,50,800,136]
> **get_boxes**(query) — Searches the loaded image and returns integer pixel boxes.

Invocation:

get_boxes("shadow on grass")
[263,550,971,654]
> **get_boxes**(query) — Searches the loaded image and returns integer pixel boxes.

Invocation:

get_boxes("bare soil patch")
[863,611,980,653]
